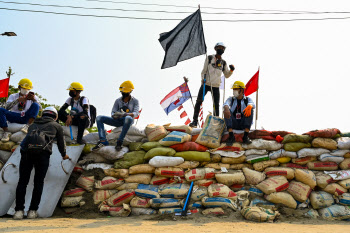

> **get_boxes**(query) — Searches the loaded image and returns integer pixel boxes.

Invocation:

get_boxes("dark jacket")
[20,117,66,157]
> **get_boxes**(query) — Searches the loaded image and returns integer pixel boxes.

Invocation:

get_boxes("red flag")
[134,109,142,120]
[177,105,183,111]
[244,70,259,96]
[0,78,10,98]
[184,118,191,125]
[180,111,187,119]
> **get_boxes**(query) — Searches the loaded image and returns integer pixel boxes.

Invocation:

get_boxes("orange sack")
[170,142,208,152]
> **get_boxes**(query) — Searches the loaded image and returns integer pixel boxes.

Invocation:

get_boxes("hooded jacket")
[20,117,66,157]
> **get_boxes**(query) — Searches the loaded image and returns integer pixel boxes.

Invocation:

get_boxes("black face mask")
[69,91,76,98]
[122,92,130,99]
[216,49,224,55]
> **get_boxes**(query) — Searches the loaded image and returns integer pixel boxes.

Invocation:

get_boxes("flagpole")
[255,66,260,130]
[5,67,14,102]
[135,110,142,126]
[222,77,225,118]
[183,77,195,109]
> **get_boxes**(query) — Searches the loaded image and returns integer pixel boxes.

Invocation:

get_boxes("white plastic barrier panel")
[0,144,84,217]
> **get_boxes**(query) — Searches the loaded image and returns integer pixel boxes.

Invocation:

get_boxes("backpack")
[208,55,227,71]
[70,96,97,128]
[26,125,53,155]
[232,97,249,109]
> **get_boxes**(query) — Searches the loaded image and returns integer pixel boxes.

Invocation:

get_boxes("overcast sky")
[1,0,350,134]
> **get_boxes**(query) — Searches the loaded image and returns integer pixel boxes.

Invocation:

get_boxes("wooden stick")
[255,67,260,130]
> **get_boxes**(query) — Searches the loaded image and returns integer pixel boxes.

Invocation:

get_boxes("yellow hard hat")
[18,78,33,90]
[231,81,246,89]
[67,82,84,91]
[119,80,134,93]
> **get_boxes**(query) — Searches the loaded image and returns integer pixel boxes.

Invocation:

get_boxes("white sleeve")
[7,94,16,103]
[65,97,72,105]
[82,97,89,106]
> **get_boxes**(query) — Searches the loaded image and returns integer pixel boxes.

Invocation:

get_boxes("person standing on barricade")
[189,42,235,128]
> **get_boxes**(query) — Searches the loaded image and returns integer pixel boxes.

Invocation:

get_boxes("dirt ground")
[1,214,350,233]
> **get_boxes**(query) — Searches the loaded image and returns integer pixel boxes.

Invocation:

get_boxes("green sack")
[129,142,144,151]
[144,147,176,160]
[0,141,15,152]
[284,142,311,152]
[141,142,162,151]
[82,144,95,154]
[114,151,146,169]
[282,134,312,144]
[174,151,211,162]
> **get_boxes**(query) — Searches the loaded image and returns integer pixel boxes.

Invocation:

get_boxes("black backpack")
[70,96,97,128]
[26,125,53,154]
[232,97,249,108]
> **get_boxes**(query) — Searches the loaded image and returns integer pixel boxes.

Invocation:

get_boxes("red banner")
[0,78,10,98]
[245,70,259,96]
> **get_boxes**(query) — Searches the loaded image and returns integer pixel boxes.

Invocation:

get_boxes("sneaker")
[77,139,86,145]
[27,210,38,219]
[115,141,123,151]
[92,141,109,151]
[226,134,236,146]
[189,121,198,128]
[21,124,29,134]
[243,136,252,145]
[13,210,24,220]
[1,132,11,142]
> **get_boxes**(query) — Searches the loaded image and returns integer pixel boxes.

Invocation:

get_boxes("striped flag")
[134,109,142,120]
[180,111,187,119]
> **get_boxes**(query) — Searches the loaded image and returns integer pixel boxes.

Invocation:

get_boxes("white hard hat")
[43,106,58,117]
[214,42,226,49]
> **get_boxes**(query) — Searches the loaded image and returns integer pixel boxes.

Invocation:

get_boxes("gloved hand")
[229,65,235,71]
[243,105,253,117]
[112,110,126,119]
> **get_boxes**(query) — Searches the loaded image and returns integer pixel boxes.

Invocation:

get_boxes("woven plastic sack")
[195,114,225,149]
[114,151,145,169]
[241,206,279,222]
[145,124,168,142]
[304,128,340,138]
[144,147,176,160]
[312,138,338,150]
[159,131,191,147]
[170,142,208,152]
[282,134,312,144]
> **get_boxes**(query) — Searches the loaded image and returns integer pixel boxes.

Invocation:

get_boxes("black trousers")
[58,112,89,140]
[15,151,51,211]
[193,85,220,121]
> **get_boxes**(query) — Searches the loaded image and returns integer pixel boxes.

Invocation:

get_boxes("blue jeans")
[0,102,40,128]
[225,110,254,130]
[96,115,134,143]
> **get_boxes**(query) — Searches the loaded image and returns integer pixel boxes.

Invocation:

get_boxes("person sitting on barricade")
[93,80,139,151]
[223,81,255,145]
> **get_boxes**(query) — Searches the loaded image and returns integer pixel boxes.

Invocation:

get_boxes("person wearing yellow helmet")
[223,81,255,145]
[92,80,139,151]
[189,42,235,128]
[57,82,90,144]
[0,78,41,142]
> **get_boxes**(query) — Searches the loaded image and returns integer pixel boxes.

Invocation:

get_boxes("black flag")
[159,9,207,69]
